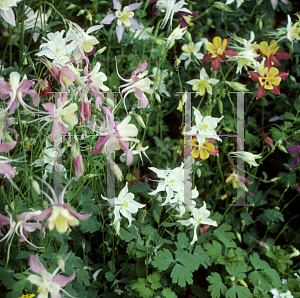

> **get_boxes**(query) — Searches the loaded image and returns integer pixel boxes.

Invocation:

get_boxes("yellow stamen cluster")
[19,295,35,298]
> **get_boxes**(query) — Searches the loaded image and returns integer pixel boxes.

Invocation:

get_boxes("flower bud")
[225,81,248,92]
[96,46,107,55]
[185,31,192,43]
[73,155,84,177]
[177,100,183,112]
[31,178,40,195]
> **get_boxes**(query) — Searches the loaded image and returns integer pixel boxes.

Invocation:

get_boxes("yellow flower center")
[170,179,175,183]
[258,67,281,90]
[198,217,202,223]
[155,75,161,82]
[56,48,60,53]
[136,143,143,150]
[123,202,129,208]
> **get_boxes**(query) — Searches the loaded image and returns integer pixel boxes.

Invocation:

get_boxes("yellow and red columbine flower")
[190,136,219,161]
[257,40,290,66]
[248,59,288,99]
[202,36,238,71]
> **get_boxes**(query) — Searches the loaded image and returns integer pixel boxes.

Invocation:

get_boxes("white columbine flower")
[270,288,294,298]
[31,140,67,180]
[177,202,217,245]
[102,182,146,227]
[183,107,223,141]
[229,151,262,168]
[23,5,49,42]
[130,143,152,164]
[227,32,260,74]
[166,25,187,48]
[36,30,77,63]
[179,41,204,69]
[187,68,219,96]
[148,163,185,204]
[168,181,198,216]
[157,0,192,30]
[66,20,103,59]
[130,22,154,41]
[150,67,170,97]
[0,0,22,27]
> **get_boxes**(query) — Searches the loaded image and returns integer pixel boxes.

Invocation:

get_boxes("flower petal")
[29,255,47,275]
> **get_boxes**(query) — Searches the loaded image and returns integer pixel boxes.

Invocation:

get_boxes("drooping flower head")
[27,254,76,298]
[286,139,300,170]
[31,178,92,234]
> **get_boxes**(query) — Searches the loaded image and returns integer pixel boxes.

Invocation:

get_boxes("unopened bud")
[57,256,65,272]
[31,178,40,195]
[185,31,192,43]
[154,92,161,103]
[96,46,107,55]
[239,280,248,287]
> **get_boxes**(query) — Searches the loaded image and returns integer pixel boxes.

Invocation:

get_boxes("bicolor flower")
[0,204,42,248]
[179,41,204,69]
[248,59,288,99]
[229,151,262,168]
[102,182,146,227]
[116,60,153,111]
[187,68,219,96]
[0,0,22,27]
[27,254,76,298]
[101,0,143,43]
[35,77,53,100]
[40,93,78,139]
[0,72,39,116]
[256,40,290,67]
[189,136,219,160]
[89,107,139,165]
[177,202,217,245]
[202,36,238,71]
[31,178,92,234]
[286,139,300,170]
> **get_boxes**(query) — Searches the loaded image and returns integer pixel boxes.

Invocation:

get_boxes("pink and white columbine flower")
[31,178,92,234]
[116,60,153,112]
[0,204,43,248]
[32,92,78,140]
[0,72,39,116]
[0,0,23,27]
[27,254,76,298]
[88,106,139,165]
[101,0,143,43]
